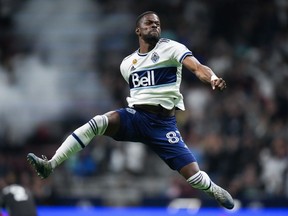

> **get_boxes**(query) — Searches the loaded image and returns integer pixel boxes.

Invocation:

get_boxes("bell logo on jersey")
[129,67,177,89]
[131,70,155,88]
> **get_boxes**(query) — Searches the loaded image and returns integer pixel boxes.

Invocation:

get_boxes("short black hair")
[135,11,159,27]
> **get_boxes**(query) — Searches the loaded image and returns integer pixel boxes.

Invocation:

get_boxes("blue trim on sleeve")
[179,51,193,63]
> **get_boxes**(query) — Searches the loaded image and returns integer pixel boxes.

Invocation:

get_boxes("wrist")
[210,74,218,81]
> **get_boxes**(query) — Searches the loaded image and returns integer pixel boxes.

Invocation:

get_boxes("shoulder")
[120,50,137,74]
[120,50,137,71]
[156,38,189,54]
[158,38,185,47]
[122,50,138,62]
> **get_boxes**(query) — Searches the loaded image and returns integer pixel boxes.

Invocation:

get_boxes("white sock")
[50,115,108,168]
[187,171,212,191]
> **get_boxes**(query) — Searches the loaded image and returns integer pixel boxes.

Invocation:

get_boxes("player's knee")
[103,111,121,136]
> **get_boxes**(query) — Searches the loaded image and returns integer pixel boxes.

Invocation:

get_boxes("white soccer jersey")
[120,38,193,111]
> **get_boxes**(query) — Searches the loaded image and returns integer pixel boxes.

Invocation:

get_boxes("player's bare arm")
[182,56,227,91]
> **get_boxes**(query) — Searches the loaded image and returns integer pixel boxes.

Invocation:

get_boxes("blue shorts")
[112,107,197,171]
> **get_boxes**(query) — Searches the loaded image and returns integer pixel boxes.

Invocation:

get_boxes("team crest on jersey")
[132,59,137,64]
[151,52,159,63]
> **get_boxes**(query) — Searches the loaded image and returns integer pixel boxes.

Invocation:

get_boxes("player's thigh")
[147,123,197,171]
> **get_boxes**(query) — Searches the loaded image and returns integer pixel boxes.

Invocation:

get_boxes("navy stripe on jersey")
[179,51,193,63]
[129,67,177,89]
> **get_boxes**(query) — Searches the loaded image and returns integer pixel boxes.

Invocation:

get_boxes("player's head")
[135,11,161,44]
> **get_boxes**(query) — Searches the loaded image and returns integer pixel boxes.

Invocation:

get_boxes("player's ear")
[135,28,140,35]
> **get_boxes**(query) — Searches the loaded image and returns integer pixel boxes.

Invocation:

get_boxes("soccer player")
[27,11,234,209]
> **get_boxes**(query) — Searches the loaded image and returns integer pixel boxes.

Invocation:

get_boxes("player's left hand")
[211,78,227,91]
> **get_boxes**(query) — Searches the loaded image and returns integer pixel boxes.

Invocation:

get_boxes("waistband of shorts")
[134,104,175,117]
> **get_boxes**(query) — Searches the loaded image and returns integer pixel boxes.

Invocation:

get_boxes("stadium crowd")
[0,0,288,207]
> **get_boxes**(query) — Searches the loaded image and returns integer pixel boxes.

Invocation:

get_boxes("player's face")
[137,14,161,44]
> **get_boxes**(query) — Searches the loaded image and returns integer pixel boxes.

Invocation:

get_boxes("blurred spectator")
[259,137,288,196]
[0,172,37,216]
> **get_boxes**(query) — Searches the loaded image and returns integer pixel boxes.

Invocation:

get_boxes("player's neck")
[138,40,157,54]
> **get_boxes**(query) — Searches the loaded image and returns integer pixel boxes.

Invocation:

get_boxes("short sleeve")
[169,40,193,63]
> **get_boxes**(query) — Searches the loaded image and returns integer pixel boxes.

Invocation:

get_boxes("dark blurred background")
[0,0,288,209]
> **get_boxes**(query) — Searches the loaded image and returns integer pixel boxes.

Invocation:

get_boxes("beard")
[142,32,160,45]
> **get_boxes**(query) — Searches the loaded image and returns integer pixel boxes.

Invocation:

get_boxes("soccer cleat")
[205,183,234,209]
[27,153,53,179]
